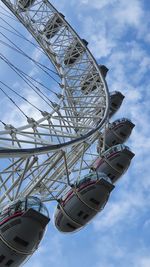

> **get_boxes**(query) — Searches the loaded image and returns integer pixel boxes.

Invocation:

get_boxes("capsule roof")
[104,144,130,154]
[76,172,112,188]
[0,196,49,219]
[110,117,135,127]
[102,143,135,160]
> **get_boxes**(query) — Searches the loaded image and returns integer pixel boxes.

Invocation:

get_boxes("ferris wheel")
[0,0,110,207]
[0,1,135,265]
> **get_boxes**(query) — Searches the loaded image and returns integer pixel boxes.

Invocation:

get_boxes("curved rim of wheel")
[0,0,110,157]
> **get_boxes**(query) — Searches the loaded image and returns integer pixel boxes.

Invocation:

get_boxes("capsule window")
[83,214,89,220]
[90,198,100,205]
[120,132,126,137]
[5,260,14,266]
[112,140,117,145]
[10,219,21,227]
[108,154,120,161]
[1,224,10,233]
[111,102,118,108]
[111,175,115,180]
[108,157,113,161]
[66,223,76,230]
[117,163,124,169]
[14,236,29,247]
[107,173,115,180]
[77,211,84,217]
[80,185,96,195]
[0,255,5,263]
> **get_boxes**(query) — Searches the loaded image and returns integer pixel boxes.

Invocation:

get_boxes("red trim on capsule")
[0,211,23,226]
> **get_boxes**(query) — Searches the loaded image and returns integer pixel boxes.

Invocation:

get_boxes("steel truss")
[0,0,109,207]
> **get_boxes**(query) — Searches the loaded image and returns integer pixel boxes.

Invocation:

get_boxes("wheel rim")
[0,0,109,206]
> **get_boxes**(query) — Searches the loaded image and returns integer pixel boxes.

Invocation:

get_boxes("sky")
[0,0,150,266]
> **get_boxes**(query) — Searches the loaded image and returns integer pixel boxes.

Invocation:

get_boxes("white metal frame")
[0,0,109,206]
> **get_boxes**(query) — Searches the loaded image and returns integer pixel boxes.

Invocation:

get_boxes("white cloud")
[138,258,150,267]
[25,231,68,267]
[92,184,147,232]
[77,0,118,9]
[0,1,149,267]
[114,0,143,27]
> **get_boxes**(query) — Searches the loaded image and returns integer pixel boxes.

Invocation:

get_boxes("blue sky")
[0,0,150,266]
[25,0,150,266]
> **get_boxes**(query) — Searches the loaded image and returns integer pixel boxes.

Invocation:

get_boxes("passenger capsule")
[81,65,109,94]
[99,65,109,78]
[97,118,135,151]
[43,13,65,39]
[54,172,114,233]
[18,0,35,11]
[109,91,125,118]
[92,144,135,183]
[0,197,50,267]
[64,39,88,66]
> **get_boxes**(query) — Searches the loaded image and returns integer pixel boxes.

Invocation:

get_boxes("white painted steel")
[0,0,109,206]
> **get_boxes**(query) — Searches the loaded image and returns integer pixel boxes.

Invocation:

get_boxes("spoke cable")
[0,86,28,119]
[0,80,42,113]
[0,31,60,84]
[0,17,60,77]
[0,10,17,22]
[0,16,47,54]
[0,53,72,134]
[0,53,58,112]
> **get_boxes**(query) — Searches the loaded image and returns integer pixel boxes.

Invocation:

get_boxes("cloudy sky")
[1,0,150,266]
[24,0,150,266]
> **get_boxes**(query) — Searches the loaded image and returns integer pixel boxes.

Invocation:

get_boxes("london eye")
[0,1,135,266]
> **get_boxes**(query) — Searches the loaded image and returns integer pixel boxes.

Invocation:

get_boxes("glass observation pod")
[54,172,114,233]
[97,118,135,151]
[17,0,35,11]
[42,13,65,39]
[92,144,135,183]
[0,197,50,267]
[81,65,109,94]
[109,91,125,118]
[64,39,88,66]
